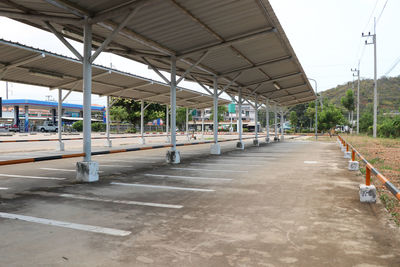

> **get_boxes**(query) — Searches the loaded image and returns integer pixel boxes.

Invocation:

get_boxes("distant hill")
[321,76,400,113]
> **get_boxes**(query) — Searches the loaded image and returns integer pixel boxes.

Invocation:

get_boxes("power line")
[376,0,389,24]
[385,55,400,76]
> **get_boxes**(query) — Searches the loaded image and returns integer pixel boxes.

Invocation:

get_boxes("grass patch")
[379,191,400,226]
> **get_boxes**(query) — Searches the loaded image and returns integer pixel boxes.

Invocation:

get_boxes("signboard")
[228,103,236,113]
[191,109,197,116]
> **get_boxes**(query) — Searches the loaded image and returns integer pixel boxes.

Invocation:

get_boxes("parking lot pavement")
[0,139,400,266]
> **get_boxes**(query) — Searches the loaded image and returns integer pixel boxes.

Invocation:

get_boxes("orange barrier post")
[352,149,355,161]
[346,143,349,152]
[366,165,371,186]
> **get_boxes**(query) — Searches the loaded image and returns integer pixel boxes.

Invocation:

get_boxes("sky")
[0,0,399,106]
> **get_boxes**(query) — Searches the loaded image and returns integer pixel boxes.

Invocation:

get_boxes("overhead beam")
[89,0,148,24]
[178,27,275,59]
[44,0,89,17]
[273,90,312,101]
[267,84,308,99]
[176,50,210,85]
[242,72,301,87]
[0,10,82,25]
[52,71,111,89]
[0,53,45,72]
[220,55,291,76]
[101,81,154,96]
[141,57,170,85]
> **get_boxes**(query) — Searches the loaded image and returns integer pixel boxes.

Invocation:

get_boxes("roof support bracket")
[62,90,72,102]
[90,5,143,63]
[44,21,83,61]
[217,71,242,97]
[176,50,209,85]
[141,57,170,85]
[189,75,213,96]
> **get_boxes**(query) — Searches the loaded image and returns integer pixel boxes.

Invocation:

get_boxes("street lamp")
[308,78,318,140]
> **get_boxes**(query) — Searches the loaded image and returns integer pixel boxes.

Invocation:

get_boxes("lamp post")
[308,78,318,140]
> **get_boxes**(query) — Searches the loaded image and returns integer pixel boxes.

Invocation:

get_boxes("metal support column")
[58,88,64,151]
[266,99,270,143]
[280,109,284,142]
[165,104,169,142]
[24,105,29,133]
[166,56,180,163]
[105,95,111,147]
[274,103,278,141]
[141,99,145,144]
[237,88,244,149]
[253,95,259,146]
[201,109,205,140]
[210,76,221,154]
[186,107,189,141]
[76,18,99,182]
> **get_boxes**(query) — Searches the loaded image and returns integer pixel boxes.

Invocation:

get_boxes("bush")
[378,116,400,138]
[125,127,137,133]
[72,121,83,132]
[92,122,106,132]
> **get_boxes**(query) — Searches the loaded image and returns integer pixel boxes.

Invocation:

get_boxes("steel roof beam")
[218,71,242,97]
[101,81,154,96]
[141,57,170,85]
[0,53,45,72]
[0,10,82,25]
[176,50,209,85]
[178,27,275,59]
[89,0,148,24]
[272,90,312,101]
[220,55,291,76]
[51,71,111,89]
[44,0,88,17]
[242,72,301,87]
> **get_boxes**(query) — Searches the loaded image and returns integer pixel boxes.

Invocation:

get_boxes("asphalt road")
[0,138,399,266]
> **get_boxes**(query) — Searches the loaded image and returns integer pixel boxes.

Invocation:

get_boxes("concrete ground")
[0,138,399,266]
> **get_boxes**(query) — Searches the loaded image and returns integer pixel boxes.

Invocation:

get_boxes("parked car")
[37,121,58,132]
[8,124,20,132]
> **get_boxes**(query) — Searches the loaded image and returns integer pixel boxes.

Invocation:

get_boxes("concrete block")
[344,151,351,159]
[140,138,145,145]
[76,161,99,182]
[348,161,359,171]
[253,139,259,146]
[236,141,244,150]
[166,150,180,164]
[341,146,346,152]
[274,136,279,142]
[280,135,284,142]
[210,143,221,155]
[265,137,270,143]
[359,184,376,203]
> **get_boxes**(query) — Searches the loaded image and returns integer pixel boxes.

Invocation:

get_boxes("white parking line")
[0,187,8,190]
[144,174,231,181]
[0,174,66,180]
[110,182,214,192]
[58,193,183,209]
[191,163,262,167]
[100,164,133,168]
[40,168,104,173]
[170,168,248,173]
[0,212,131,236]
[212,157,276,161]
[304,161,318,164]
[99,159,157,164]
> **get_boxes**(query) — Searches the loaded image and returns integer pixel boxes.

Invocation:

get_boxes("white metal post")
[373,20,377,138]
[186,107,189,141]
[82,19,92,162]
[141,99,145,144]
[76,18,98,182]
[254,94,259,146]
[105,95,111,147]
[280,109,284,141]
[165,104,169,142]
[210,76,221,154]
[266,99,270,142]
[356,68,360,134]
[274,103,278,140]
[58,88,64,151]
[237,87,244,149]
[201,109,204,140]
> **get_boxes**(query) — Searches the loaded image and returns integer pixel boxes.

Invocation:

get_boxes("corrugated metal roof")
[0,0,315,106]
[0,39,229,109]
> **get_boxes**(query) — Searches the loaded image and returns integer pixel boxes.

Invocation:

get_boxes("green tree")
[318,102,344,136]
[359,105,373,133]
[289,111,298,132]
[176,107,192,131]
[110,106,128,133]
[340,89,355,124]
[210,105,228,122]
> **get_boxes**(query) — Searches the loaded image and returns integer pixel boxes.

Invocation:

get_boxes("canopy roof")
[0,0,315,107]
[0,39,229,109]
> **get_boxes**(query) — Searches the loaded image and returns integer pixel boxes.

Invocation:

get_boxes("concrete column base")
[348,161,359,171]
[58,142,65,151]
[359,184,376,203]
[253,139,259,146]
[344,151,351,159]
[166,150,180,164]
[210,143,221,155]
[236,141,244,150]
[265,137,270,143]
[76,161,99,182]
[105,139,112,147]
[280,135,284,142]
[166,136,170,143]
[140,138,145,144]
[274,136,280,142]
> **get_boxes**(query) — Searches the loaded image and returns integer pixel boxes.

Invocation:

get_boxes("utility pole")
[351,64,360,134]
[308,78,318,140]
[362,18,377,138]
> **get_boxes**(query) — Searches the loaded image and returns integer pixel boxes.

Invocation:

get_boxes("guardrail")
[338,135,400,201]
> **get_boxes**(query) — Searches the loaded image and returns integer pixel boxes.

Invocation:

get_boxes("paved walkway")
[0,139,398,266]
